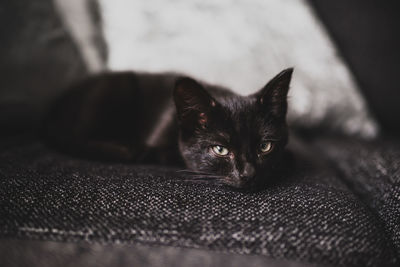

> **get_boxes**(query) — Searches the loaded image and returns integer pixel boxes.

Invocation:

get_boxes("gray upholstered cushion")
[0,138,398,266]
[311,136,400,256]
[0,239,317,267]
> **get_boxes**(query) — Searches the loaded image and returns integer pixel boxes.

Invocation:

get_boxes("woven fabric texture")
[312,137,400,256]
[0,141,398,267]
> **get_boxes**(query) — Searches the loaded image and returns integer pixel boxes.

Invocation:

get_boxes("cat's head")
[174,68,293,188]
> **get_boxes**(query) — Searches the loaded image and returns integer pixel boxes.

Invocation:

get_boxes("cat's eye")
[211,145,229,156]
[260,142,273,154]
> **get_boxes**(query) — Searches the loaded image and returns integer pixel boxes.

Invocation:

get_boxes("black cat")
[42,68,293,188]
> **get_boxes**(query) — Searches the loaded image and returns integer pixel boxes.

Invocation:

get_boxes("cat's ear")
[174,77,217,129]
[256,68,293,119]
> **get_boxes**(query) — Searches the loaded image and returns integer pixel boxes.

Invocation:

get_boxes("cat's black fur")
[42,68,293,188]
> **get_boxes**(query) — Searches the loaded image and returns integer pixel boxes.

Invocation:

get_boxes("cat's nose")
[240,163,255,181]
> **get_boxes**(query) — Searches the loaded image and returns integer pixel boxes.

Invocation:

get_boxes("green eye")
[260,142,273,154]
[211,145,229,156]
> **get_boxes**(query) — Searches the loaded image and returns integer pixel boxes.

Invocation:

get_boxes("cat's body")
[43,72,230,164]
[44,72,180,164]
[43,69,293,188]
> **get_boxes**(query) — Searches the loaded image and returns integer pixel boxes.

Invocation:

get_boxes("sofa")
[1,1,399,266]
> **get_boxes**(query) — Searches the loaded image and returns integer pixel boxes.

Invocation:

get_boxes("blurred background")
[0,0,399,138]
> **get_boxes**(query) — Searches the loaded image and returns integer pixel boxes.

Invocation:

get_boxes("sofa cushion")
[311,136,400,257]
[0,140,397,266]
[0,239,317,267]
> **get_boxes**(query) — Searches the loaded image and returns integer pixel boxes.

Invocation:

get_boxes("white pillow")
[91,0,380,138]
